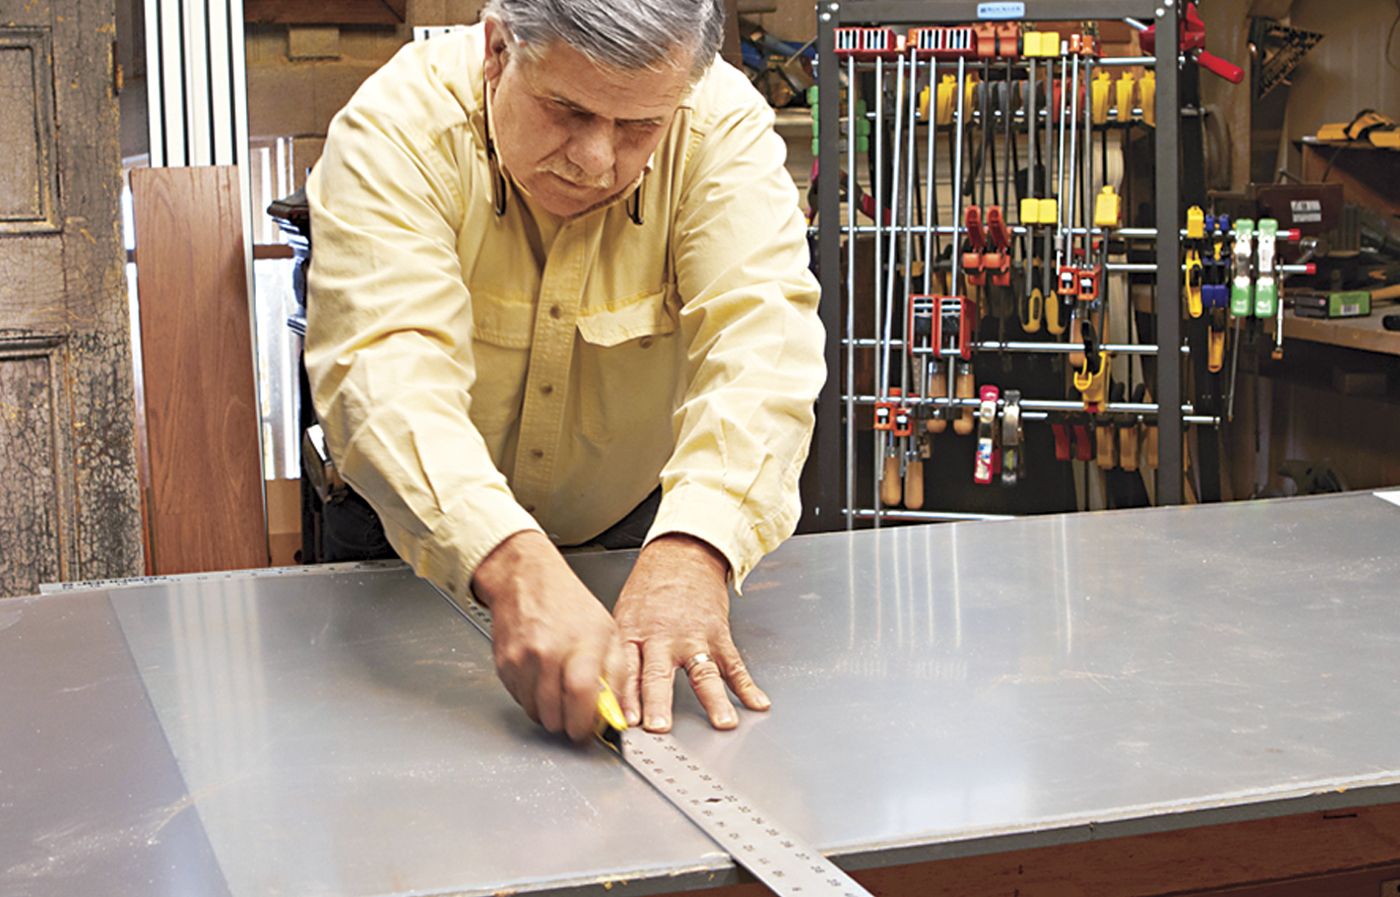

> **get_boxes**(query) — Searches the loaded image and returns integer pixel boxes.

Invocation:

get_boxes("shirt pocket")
[575,288,680,445]
[576,288,678,347]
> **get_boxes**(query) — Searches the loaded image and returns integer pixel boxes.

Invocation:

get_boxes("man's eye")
[550,100,586,120]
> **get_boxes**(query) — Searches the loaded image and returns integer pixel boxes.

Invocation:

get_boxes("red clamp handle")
[1195,49,1244,85]
[985,206,1010,251]
[1072,423,1093,462]
[964,206,986,251]
[1141,3,1243,85]
[1052,422,1071,462]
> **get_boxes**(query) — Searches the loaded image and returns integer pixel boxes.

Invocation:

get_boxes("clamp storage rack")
[805,0,1189,530]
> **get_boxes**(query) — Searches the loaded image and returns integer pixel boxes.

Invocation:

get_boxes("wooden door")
[0,0,142,596]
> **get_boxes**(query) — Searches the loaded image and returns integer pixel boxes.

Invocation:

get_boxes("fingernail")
[626,709,641,726]
[717,712,736,727]
[755,693,772,710]
[648,716,669,731]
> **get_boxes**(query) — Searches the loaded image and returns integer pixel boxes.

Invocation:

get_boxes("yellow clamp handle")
[1093,186,1121,228]
[1116,72,1137,121]
[1023,287,1044,333]
[1091,71,1112,125]
[1020,197,1059,226]
[1185,251,1204,319]
[936,74,956,125]
[1045,291,1067,335]
[1073,351,1110,406]
[1207,325,1226,373]
[1140,71,1157,127]
[1186,205,1206,240]
[1022,31,1061,58]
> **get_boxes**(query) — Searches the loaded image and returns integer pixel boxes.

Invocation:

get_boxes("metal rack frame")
[804,0,1183,532]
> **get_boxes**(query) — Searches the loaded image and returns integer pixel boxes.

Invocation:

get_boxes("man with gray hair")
[305,0,824,742]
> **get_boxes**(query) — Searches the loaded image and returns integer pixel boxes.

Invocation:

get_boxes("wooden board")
[0,0,143,598]
[695,803,1400,897]
[130,166,267,574]
[1275,306,1400,358]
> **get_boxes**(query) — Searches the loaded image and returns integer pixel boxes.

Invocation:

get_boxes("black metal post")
[801,2,846,532]
[1153,2,1183,505]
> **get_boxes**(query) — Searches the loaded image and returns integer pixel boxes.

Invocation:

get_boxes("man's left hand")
[612,534,771,732]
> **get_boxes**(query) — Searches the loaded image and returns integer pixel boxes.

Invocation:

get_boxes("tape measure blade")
[622,730,870,897]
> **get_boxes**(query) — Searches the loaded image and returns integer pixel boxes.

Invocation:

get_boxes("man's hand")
[612,534,770,732]
[472,531,626,743]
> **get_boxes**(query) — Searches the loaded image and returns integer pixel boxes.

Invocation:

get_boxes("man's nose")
[566,118,616,178]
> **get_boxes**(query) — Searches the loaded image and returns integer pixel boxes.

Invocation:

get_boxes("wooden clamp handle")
[1095,423,1116,469]
[953,365,976,436]
[1120,423,1140,472]
[903,458,925,510]
[927,366,949,433]
[880,452,903,507]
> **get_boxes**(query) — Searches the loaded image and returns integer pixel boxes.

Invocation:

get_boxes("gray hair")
[482,0,724,81]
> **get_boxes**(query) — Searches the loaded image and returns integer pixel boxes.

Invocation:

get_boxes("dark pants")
[321,487,662,562]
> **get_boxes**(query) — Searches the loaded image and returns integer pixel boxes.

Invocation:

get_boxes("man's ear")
[483,18,510,86]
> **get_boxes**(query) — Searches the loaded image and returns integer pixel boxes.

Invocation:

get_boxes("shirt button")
[549,304,562,319]
[540,384,554,396]
[639,336,654,349]
[530,448,544,459]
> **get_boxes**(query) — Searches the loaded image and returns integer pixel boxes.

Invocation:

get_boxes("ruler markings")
[435,587,871,896]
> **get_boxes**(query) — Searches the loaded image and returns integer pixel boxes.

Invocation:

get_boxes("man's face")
[483,19,693,218]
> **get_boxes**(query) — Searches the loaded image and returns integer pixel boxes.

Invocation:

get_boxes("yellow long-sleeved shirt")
[305,25,824,599]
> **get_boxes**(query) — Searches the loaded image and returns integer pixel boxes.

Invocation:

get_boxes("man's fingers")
[640,643,677,732]
[620,641,642,727]
[686,654,737,730]
[562,651,604,743]
[496,645,540,724]
[534,657,564,734]
[716,639,771,712]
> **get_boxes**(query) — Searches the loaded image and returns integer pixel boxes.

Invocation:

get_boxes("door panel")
[0,344,64,595]
[0,28,58,231]
[0,0,141,597]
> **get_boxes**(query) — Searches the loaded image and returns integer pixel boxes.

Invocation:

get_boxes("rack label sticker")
[1375,490,1400,509]
[1290,199,1322,224]
[977,2,1025,18]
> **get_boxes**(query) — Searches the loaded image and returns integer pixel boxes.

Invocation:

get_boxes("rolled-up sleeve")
[305,103,541,599]
[644,89,827,589]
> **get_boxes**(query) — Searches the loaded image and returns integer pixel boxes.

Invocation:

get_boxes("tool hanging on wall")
[973,385,1001,485]
[1001,389,1024,485]
[1202,213,1231,374]
[1185,205,1205,319]
[1019,44,1044,333]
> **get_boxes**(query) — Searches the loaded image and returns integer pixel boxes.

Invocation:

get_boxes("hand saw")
[435,586,874,897]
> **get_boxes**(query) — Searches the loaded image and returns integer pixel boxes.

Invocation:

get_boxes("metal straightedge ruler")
[436,588,872,897]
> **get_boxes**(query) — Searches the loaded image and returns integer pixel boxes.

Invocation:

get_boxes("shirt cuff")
[414,496,543,604]
[643,485,796,592]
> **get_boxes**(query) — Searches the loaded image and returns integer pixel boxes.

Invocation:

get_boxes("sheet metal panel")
[0,592,230,897]
[4,493,1400,896]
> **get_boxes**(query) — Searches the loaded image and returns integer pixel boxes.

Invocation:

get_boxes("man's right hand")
[471,531,626,743]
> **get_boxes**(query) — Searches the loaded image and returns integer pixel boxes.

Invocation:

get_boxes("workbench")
[1269,304,1400,358]
[4,492,1400,897]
